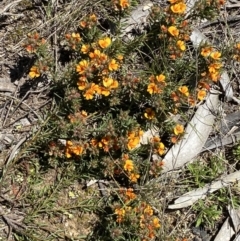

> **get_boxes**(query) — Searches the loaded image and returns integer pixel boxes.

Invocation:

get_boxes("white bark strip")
[168,170,240,209]
[162,90,219,173]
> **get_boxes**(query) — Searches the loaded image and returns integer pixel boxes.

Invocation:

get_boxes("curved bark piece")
[168,170,240,209]
[162,90,219,173]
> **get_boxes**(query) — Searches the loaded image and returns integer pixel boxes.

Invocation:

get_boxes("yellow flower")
[99,87,110,96]
[117,54,124,60]
[81,110,88,118]
[178,86,189,96]
[157,142,165,155]
[89,49,101,59]
[168,26,179,37]
[89,13,97,22]
[115,208,125,223]
[209,72,220,82]
[29,66,40,78]
[84,88,95,100]
[100,53,108,62]
[76,60,89,74]
[109,80,119,89]
[156,74,166,83]
[125,188,137,200]
[144,205,153,216]
[81,44,90,54]
[98,37,111,49]
[197,90,207,100]
[71,145,84,155]
[129,173,140,183]
[174,124,184,135]
[108,59,119,71]
[177,40,186,51]
[144,108,155,120]
[210,51,221,60]
[208,62,222,73]
[79,20,87,28]
[71,33,81,42]
[124,159,134,172]
[147,83,161,94]
[152,217,161,228]
[127,137,140,150]
[170,2,186,14]
[201,46,213,57]
[151,136,161,143]
[119,0,130,9]
[103,77,114,87]
[77,81,87,90]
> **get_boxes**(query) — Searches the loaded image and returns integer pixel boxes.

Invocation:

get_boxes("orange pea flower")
[127,137,140,150]
[103,77,114,87]
[124,159,134,172]
[177,40,186,51]
[197,90,207,100]
[71,33,81,42]
[210,51,221,60]
[170,2,186,14]
[29,66,40,78]
[76,60,89,74]
[129,173,140,182]
[156,74,166,83]
[201,46,213,57]
[152,217,161,228]
[168,26,179,37]
[178,86,189,97]
[147,83,161,94]
[98,37,111,49]
[81,44,90,54]
[157,142,165,155]
[108,59,119,71]
[174,124,184,135]
[119,0,130,9]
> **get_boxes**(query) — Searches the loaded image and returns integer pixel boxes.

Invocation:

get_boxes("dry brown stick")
[200,15,240,29]
[0,93,44,126]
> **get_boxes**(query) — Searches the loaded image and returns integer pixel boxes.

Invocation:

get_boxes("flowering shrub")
[24,0,236,239]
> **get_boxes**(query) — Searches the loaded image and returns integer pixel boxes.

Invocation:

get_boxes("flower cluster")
[112,0,130,11]
[115,206,130,223]
[119,188,137,203]
[114,200,160,241]
[28,62,49,79]
[137,202,161,240]
[65,140,85,158]
[171,124,184,143]
[65,32,81,50]
[171,86,195,107]
[24,32,46,53]
[151,136,165,156]
[200,46,222,83]
[127,129,143,150]
[25,32,50,79]
[90,135,119,152]
[122,155,140,183]
[158,0,190,60]
[147,74,166,95]
[79,13,97,29]
[73,36,122,100]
